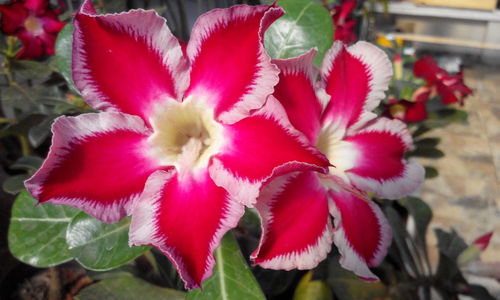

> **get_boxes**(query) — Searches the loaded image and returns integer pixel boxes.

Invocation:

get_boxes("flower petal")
[0,3,28,34]
[24,0,46,14]
[343,118,425,199]
[272,49,323,143]
[73,0,188,123]
[185,4,283,124]
[210,96,330,206]
[329,189,392,280]
[321,41,392,132]
[25,112,161,223]
[252,171,333,270]
[129,170,244,289]
[16,29,45,59]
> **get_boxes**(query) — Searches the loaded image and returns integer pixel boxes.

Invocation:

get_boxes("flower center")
[148,97,223,176]
[316,124,356,181]
[24,15,43,36]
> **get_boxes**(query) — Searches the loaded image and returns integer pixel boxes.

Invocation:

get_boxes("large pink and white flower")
[24,0,329,289]
[251,42,425,280]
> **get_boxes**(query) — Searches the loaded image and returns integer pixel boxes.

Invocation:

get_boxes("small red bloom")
[413,56,473,105]
[0,0,65,59]
[473,232,493,251]
[384,98,428,123]
[332,0,357,44]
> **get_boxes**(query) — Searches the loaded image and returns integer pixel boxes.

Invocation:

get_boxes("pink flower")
[413,56,473,105]
[250,42,425,280]
[384,98,428,123]
[25,0,329,289]
[332,0,357,44]
[0,0,65,59]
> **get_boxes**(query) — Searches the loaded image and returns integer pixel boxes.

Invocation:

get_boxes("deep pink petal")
[37,31,57,55]
[25,112,162,223]
[129,170,244,289]
[185,5,283,124]
[0,3,28,34]
[210,96,330,206]
[252,172,333,269]
[73,0,188,124]
[24,0,46,14]
[343,118,425,198]
[16,29,44,59]
[272,50,323,143]
[329,189,392,280]
[321,41,392,132]
[40,15,65,33]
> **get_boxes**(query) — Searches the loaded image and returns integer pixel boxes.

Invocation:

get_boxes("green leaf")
[187,232,265,300]
[10,60,53,80]
[398,196,432,255]
[2,174,30,194]
[75,274,185,300]
[66,212,149,271]
[55,24,79,93]
[326,257,388,300]
[28,115,56,148]
[435,228,468,279]
[414,137,440,148]
[293,271,333,300]
[409,147,444,158]
[424,166,438,179]
[10,155,44,171]
[425,108,468,128]
[264,0,334,66]
[435,228,467,261]
[8,190,79,267]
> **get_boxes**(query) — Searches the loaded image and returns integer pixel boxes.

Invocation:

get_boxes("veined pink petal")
[210,96,330,206]
[272,49,323,143]
[0,3,28,34]
[185,4,283,124]
[329,189,392,280]
[129,170,244,289]
[252,172,333,270]
[25,112,162,223]
[73,0,188,124]
[321,41,392,133]
[344,118,425,199]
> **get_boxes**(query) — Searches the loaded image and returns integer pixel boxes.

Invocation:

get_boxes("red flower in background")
[384,98,428,123]
[332,0,357,44]
[413,56,473,105]
[0,0,65,59]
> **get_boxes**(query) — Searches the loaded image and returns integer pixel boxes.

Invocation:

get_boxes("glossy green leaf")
[8,190,79,267]
[187,232,265,300]
[75,274,185,300]
[66,212,149,271]
[10,155,43,171]
[293,271,333,300]
[55,24,78,93]
[2,174,30,194]
[326,257,388,300]
[265,0,334,66]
